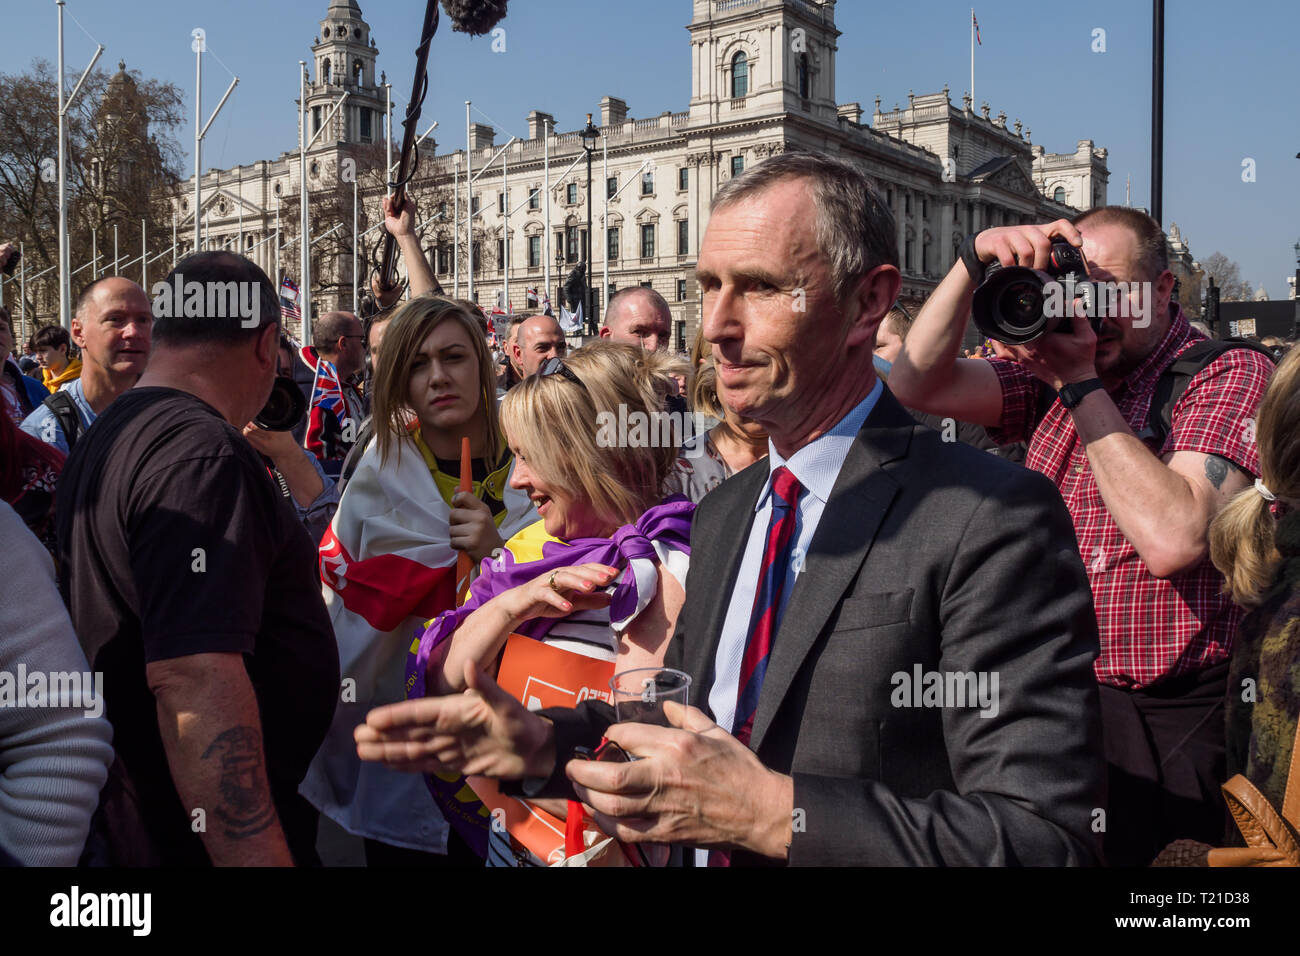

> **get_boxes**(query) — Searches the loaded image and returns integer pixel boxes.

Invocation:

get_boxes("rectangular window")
[677,219,689,256]
[607,176,618,199]
[904,193,912,216]
[496,238,505,268]
[731,156,744,178]
[567,183,578,204]
[528,235,541,268]
[437,246,451,274]
[676,278,687,301]
[642,170,654,195]
[471,195,480,214]
[640,223,655,258]
[566,225,579,262]
[905,239,913,272]
[608,283,617,300]
[528,188,539,210]
[498,191,505,214]
[359,108,372,141]
[312,106,322,136]
[922,198,928,219]
[678,166,689,191]
[607,227,619,262]
[922,242,928,274]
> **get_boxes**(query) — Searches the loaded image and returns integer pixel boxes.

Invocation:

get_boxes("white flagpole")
[237,166,243,250]
[466,101,473,304]
[18,242,25,334]
[91,227,97,280]
[274,197,281,296]
[57,2,104,330]
[970,10,975,108]
[113,224,118,276]
[453,155,460,297]
[385,83,392,198]
[602,130,608,322]
[543,117,551,314]
[300,61,311,345]
[141,217,147,287]
[351,172,358,315]
[171,208,177,265]
[502,150,509,312]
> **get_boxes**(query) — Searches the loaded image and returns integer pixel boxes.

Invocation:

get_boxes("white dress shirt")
[706,377,884,735]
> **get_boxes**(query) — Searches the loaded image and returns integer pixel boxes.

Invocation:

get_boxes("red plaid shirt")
[987,308,1272,689]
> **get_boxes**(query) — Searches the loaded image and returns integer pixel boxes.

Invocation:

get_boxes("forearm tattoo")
[202,726,277,839]
[1203,454,1240,491]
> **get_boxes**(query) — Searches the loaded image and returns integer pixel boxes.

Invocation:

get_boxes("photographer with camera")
[890,207,1275,865]
[55,251,339,866]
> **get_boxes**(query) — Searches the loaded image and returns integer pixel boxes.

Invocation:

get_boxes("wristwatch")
[1057,378,1105,410]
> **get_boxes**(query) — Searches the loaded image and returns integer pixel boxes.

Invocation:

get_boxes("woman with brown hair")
[1210,346,1300,817]
[301,295,536,866]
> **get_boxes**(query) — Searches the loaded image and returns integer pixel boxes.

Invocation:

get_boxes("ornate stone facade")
[178,0,1112,349]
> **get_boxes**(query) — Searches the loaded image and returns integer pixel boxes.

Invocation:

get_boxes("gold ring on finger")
[548,570,561,593]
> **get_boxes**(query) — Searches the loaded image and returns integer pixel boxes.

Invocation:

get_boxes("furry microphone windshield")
[441,0,510,36]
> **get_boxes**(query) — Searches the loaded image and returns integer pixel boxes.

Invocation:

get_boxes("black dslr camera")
[253,376,306,431]
[971,241,1101,345]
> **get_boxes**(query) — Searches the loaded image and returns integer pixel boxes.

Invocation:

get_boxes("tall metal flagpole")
[466,101,473,304]
[544,117,551,312]
[970,10,975,107]
[194,33,202,251]
[502,151,508,311]
[56,2,104,329]
[141,218,147,287]
[113,224,118,276]
[453,155,460,297]
[352,172,358,315]
[172,208,177,265]
[91,228,97,279]
[602,130,608,317]
[385,83,393,199]
[18,242,25,334]
[274,197,281,300]
[237,166,243,250]
[299,61,311,345]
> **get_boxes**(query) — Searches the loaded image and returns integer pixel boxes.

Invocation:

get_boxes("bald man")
[601,286,672,351]
[21,276,152,453]
[301,310,367,476]
[512,313,567,377]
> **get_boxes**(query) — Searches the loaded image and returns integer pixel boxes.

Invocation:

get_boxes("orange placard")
[468,634,615,864]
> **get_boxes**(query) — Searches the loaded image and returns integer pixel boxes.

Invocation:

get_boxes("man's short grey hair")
[313,310,357,352]
[710,151,898,301]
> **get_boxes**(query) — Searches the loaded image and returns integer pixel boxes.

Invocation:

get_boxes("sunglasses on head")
[537,356,588,392]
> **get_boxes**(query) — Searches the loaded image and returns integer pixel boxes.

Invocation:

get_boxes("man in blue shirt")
[22,278,152,453]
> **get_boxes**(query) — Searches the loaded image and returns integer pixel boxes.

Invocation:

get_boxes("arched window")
[353,58,363,81]
[1053,186,1066,203]
[322,58,330,83]
[797,53,809,99]
[731,52,749,98]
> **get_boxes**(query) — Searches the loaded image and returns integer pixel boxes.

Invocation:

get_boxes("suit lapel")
[681,462,766,713]
[748,390,914,752]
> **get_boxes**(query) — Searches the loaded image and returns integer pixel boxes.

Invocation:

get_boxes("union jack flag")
[308,351,350,428]
[972,11,982,45]
[280,276,302,321]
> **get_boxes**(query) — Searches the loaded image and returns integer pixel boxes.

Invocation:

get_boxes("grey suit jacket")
[526,387,1106,865]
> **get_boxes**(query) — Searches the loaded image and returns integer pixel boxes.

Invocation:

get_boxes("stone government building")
[173,0,1203,349]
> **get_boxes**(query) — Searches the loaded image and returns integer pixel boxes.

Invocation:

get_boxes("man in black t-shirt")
[56,252,339,866]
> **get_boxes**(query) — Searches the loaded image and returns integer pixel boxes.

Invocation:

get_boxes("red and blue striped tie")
[710,466,802,867]
[733,465,803,746]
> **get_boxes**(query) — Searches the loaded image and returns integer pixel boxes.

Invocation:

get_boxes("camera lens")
[254,376,306,431]
[998,281,1043,331]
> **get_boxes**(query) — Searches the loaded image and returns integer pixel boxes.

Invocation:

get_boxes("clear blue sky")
[5,0,1298,296]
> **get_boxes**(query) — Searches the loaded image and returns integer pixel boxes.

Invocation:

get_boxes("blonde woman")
[301,296,536,866]
[1210,347,1300,815]
[359,341,694,865]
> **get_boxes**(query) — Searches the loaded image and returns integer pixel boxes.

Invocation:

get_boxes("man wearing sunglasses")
[299,310,368,478]
[512,314,568,377]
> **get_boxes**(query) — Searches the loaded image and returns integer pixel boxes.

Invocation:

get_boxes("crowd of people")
[0,149,1297,867]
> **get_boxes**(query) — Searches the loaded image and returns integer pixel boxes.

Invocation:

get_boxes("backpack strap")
[1137,339,1276,451]
[41,389,83,452]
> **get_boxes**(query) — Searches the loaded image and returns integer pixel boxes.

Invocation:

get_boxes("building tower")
[687,0,840,126]
[305,0,385,149]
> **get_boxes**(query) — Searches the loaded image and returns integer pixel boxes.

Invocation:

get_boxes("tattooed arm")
[148,652,293,866]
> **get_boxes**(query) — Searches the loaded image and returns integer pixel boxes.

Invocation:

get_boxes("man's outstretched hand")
[355,660,555,780]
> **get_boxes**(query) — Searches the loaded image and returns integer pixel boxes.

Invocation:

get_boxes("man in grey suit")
[356,152,1106,865]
